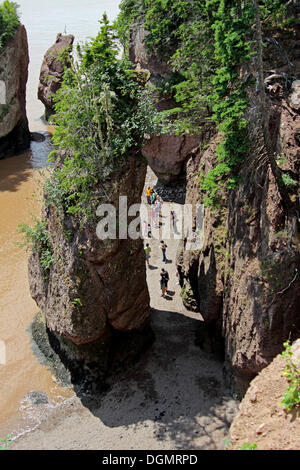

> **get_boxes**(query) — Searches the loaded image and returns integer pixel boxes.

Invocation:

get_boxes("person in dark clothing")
[160,268,169,297]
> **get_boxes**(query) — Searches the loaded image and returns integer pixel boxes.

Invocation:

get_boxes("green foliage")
[160,71,184,98]
[18,219,54,275]
[259,0,288,28]
[180,282,198,312]
[116,1,252,205]
[199,1,255,206]
[281,340,300,412]
[224,439,231,450]
[226,439,258,450]
[276,153,287,168]
[55,44,73,67]
[72,297,83,307]
[260,255,286,293]
[237,442,258,450]
[46,14,166,225]
[0,434,12,450]
[143,0,190,58]
[44,75,59,84]
[0,1,19,51]
[116,0,292,207]
[113,0,142,50]
[281,173,298,189]
[64,229,73,241]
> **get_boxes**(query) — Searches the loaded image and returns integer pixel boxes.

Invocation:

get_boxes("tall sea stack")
[0,24,30,158]
[38,33,74,120]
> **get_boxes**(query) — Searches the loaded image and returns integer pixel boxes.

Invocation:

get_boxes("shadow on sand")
[76,308,237,450]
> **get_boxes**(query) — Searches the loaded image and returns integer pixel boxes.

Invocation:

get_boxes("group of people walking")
[143,183,182,298]
[144,187,173,298]
[144,240,170,298]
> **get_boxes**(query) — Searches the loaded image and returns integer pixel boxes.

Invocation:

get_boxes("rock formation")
[38,33,74,120]
[126,6,300,398]
[229,339,300,450]
[29,154,152,387]
[0,24,30,158]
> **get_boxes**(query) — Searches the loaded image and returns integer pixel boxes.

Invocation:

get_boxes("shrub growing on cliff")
[0,434,12,450]
[281,340,300,412]
[281,173,298,190]
[0,1,19,51]
[237,442,258,450]
[46,13,166,224]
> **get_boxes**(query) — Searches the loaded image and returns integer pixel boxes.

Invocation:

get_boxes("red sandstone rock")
[142,134,200,184]
[38,33,74,119]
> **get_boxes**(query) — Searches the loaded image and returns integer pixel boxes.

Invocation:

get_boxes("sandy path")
[10,168,238,450]
[142,168,200,321]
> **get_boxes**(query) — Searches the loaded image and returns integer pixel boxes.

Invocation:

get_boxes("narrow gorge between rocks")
[0,0,300,452]
[9,166,240,450]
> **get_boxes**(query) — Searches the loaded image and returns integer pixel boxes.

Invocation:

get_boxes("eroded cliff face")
[177,31,300,397]
[29,154,152,386]
[38,33,74,120]
[130,22,200,185]
[222,83,300,394]
[0,24,30,158]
